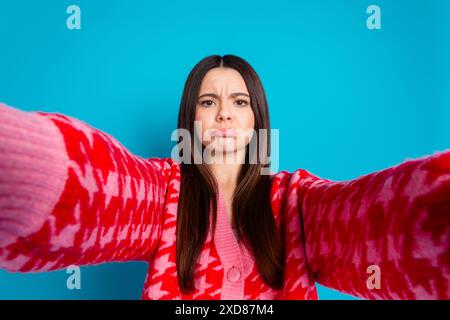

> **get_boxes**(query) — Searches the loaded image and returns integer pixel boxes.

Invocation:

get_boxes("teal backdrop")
[0,0,448,300]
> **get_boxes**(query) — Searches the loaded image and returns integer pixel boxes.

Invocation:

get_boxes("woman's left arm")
[297,150,450,299]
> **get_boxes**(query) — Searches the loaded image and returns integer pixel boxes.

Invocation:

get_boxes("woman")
[0,55,448,300]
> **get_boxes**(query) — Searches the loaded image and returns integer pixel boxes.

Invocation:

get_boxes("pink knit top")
[213,189,255,299]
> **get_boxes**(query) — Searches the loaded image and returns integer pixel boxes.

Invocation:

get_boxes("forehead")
[199,67,249,94]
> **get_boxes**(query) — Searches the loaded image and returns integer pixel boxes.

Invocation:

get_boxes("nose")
[217,106,232,122]
[217,113,232,121]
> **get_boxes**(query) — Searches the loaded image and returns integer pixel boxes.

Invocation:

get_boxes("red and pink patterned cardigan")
[0,102,449,300]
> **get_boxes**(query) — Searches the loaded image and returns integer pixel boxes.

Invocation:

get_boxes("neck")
[207,149,246,189]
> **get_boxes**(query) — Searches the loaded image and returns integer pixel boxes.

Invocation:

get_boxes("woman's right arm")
[0,102,175,272]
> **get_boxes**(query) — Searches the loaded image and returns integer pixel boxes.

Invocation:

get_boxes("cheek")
[240,109,255,130]
[196,108,215,122]
[235,110,255,146]
[195,109,213,143]
[195,109,207,130]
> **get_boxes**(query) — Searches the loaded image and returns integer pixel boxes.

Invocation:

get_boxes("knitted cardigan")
[0,102,448,300]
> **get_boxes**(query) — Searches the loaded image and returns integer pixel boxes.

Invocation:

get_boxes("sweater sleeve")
[297,150,450,299]
[0,102,173,273]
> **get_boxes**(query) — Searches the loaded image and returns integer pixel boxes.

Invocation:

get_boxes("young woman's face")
[194,67,255,156]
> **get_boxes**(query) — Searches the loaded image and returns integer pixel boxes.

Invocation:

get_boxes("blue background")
[0,0,448,299]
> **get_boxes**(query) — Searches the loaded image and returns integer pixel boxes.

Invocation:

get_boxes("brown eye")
[235,99,249,106]
[200,100,214,107]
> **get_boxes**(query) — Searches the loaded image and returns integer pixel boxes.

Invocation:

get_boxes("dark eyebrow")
[198,92,250,99]
[230,92,250,98]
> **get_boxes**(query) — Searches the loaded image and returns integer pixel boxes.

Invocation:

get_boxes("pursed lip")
[210,128,238,137]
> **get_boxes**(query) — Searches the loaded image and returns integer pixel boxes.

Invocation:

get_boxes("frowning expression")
[194,67,255,154]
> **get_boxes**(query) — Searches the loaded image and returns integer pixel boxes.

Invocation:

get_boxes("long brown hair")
[176,55,284,294]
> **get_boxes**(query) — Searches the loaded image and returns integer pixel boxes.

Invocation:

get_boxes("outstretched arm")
[0,102,175,272]
[297,150,450,299]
